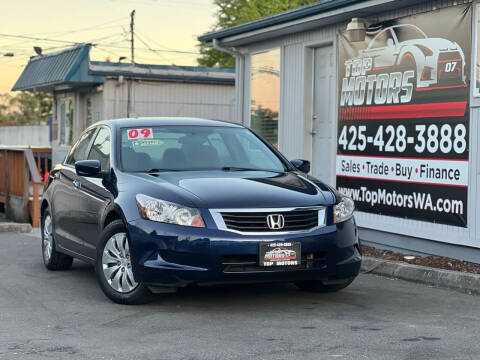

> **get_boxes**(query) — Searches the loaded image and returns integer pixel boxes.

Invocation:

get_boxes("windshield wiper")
[143,168,182,173]
[221,167,284,173]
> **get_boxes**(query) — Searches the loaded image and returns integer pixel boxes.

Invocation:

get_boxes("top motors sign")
[336,5,471,227]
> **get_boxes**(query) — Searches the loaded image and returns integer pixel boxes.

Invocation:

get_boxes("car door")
[51,128,97,256]
[75,126,114,258]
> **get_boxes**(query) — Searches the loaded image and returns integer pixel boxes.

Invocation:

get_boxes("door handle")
[73,180,82,189]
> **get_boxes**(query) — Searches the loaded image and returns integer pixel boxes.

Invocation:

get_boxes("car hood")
[126,170,335,209]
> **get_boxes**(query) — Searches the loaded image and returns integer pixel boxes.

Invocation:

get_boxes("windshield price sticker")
[128,128,153,140]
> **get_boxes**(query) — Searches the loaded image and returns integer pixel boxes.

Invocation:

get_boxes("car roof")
[93,117,244,129]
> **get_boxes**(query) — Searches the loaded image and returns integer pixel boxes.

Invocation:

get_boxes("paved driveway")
[0,231,479,360]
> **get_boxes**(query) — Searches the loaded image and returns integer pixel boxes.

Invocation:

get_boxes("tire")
[95,220,151,305]
[295,277,355,293]
[41,210,74,271]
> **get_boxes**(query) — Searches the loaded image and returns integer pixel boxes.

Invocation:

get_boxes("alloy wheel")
[102,232,138,293]
[43,215,53,262]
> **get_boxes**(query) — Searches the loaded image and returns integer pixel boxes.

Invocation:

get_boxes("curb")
[0,222,32,233]
[361,256,480,295]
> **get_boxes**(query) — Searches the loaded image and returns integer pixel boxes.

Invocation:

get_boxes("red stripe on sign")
[336,174,468,187]
[415,84,468,92]
[339,101,467,120]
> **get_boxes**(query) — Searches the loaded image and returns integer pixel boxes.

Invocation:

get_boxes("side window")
[65,129,96,166]
[369,29,394,49]
[88,127,111,172]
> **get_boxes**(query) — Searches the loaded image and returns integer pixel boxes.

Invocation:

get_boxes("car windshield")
[120,125,288,173]
[394,25,426,42]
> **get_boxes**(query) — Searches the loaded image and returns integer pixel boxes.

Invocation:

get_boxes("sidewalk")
[0,213,33,233]
[361,257,480,295]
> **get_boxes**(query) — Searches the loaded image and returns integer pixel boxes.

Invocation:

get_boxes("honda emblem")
[266,214,285,230]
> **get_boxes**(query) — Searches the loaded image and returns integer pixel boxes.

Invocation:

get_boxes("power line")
[0,33,201,55]
[97,44,200,55]
[20,16,128,37]
[134,32,171,63]
[0,33,79,45]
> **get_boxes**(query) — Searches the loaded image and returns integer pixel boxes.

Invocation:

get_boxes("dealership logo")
[266,214,285,230]
[340,24,466,107]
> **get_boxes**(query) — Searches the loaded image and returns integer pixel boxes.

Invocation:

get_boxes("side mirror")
[75,160,102,178]
[291,159,310,173]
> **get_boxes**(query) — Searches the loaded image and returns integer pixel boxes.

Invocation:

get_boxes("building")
[199,0,480,262]
[12,44,235,164]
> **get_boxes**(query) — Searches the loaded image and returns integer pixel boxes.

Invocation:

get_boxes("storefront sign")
[337,5,471,227]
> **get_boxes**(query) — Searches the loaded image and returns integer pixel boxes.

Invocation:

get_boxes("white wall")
[102,79,236,123]
[0,125,49,146]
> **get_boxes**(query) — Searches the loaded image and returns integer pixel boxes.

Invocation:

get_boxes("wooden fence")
[0,146,51,227]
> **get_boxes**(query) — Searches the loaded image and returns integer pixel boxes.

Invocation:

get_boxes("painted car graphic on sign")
[358,24,466,89]
[264,248,297,261]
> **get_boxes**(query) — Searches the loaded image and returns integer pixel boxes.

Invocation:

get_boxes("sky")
[0,0,217,93]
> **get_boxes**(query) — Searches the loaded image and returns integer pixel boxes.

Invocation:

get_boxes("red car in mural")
[359,24,466,89]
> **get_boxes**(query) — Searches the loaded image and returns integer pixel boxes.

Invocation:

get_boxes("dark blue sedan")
[41,118,360,304]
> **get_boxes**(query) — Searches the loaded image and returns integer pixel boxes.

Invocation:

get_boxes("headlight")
[334,196,355,223]
[136,194,205,227]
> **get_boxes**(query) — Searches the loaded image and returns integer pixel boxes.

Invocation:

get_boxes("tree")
[198,0,320,67]
[0,91,53,126]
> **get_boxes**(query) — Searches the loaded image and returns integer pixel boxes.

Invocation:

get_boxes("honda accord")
[41,118,360,304]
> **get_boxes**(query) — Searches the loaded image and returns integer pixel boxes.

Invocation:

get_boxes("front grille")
[437,51,462,84]
[220,209,320,233]
[221,252,326,273]
[438,51,461,62]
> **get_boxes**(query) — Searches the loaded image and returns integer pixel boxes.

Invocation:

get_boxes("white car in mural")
[264,248,297,260]
[359,24,466,89]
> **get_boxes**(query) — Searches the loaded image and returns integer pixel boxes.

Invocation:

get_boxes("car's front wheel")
[95,220,151,304]
[42,210,74,270]
[294,277,355,293]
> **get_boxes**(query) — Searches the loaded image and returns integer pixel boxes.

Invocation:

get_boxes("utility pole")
[130,10,135,65]
[127,9,135,117]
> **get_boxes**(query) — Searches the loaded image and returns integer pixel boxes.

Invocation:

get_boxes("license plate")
[259,242,301,267]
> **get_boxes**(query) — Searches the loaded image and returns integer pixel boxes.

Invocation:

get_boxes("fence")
[0,146,52,227]
[0,125,50,147]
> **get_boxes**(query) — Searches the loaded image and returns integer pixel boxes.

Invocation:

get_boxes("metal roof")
[89,62,235,84]
[12,45,235,92]
[12,44,104,92]
[198,0,361,43]
[198,0,426,46]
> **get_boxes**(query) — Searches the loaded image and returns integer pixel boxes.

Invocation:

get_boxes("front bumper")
[127,217,361,287]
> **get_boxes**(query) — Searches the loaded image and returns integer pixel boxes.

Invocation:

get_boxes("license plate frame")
[259,242,301,267]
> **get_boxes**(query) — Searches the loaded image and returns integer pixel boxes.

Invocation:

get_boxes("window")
[88,127,111,172]
[393,25,426,43]
[65,129,96,166]
[59,98,74,145]
[476,5,480,96]
[250,48,281,148]
[368,29,395,49]
[120,126,287,173]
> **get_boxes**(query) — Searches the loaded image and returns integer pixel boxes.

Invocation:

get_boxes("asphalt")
[1,231,479,360]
